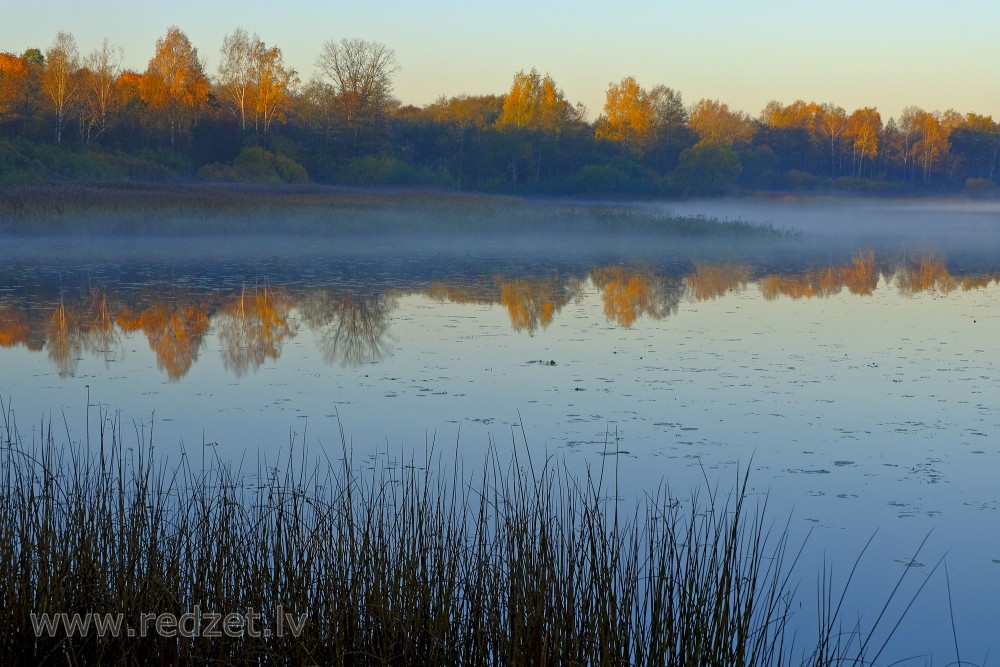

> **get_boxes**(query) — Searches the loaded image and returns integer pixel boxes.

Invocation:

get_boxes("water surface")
[2,199,999,661]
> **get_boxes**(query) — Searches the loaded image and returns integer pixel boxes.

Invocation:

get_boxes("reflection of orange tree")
[425,282,497,305]
[592,267,683,327]
[894,258,1000,294]
[497,276,582,333]
[841,251,878,295]
[118,299,211,381]
[216,286,295,376]
[298,289,395,367]
[895,257,958,295]
[0,303,31,348]
[760,252,879,300]
[686,263,751,301]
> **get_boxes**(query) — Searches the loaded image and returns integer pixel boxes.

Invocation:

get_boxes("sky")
[3,0,999,122]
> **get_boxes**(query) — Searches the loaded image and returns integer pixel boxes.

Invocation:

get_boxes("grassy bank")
[0,401,943,666]
[0,181,794,238]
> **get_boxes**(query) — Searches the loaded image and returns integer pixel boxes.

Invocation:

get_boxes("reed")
[0,401,937,665]
[0,182,793,238]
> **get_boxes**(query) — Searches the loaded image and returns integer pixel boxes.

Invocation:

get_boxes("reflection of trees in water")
[687,263,751,301]
[80,291,123,365]
[119,298,212,382]
[46,302,81,377]
[426,282,496,305]
[299,289,396,367]
[842,252,879,295]
[216,286,296,377]
[497,276,583,333]
[759,252,880,300]
[893,256,968,296]
[592,267,684,327]
[7,254,1000,379]
[0,303,31,348]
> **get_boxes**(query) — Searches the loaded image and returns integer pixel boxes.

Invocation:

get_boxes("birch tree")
[81,39,122,145]
[42,31,79,144]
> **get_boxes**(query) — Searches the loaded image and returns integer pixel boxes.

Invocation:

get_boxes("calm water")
[2,199,999,661]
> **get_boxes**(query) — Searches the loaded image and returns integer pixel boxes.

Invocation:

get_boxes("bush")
[198,147,310,185]
[670,142,743,196]
[564,158,660,196]
[964,177,997,197]
[339,156,454,187]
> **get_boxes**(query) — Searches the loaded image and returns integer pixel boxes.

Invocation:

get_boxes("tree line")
[2,26,999,195]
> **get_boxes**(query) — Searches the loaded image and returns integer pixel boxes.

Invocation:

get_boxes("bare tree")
[315,38,399,153]
[81,39,122,145]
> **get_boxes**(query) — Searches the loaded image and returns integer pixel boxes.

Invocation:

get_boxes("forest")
[2,26,999,196]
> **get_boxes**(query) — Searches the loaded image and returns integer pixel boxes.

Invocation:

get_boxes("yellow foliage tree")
[596,76,652,149]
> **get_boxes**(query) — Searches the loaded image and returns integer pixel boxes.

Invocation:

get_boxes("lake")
[2,196,999,661]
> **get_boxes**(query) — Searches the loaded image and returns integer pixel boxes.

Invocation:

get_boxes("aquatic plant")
[0,400,948,665]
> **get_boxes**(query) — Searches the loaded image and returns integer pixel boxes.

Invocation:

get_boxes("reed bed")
[0,401,928,666]
[0,181,791,238]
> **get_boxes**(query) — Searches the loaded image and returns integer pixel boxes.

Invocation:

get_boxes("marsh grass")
[0,401,940,666]
[0,182,794,238]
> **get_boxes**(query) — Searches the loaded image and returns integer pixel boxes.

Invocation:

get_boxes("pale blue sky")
[3,0,998,121]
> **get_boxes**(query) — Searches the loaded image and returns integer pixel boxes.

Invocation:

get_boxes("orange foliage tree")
[689,99,754,147]
[141,26,209,148]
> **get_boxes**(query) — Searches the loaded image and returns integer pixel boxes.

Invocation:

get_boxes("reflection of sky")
[2,275,999,659]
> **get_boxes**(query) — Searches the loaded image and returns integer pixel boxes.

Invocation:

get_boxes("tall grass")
[0,401,936,665]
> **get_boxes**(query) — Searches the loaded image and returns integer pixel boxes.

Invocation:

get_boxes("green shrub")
[670,142,743,196]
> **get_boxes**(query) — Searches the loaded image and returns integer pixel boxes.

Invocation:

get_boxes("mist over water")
[2,196,999,661]
[665,196,1000,259]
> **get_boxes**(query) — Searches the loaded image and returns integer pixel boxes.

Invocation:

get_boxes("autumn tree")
[949,113,1000,182]
[816,103,848,174]
[141,26,209,148]
[42,31,79,144]
[80,39,122,145]
[218,29,298,140]
[642,86,693,173]
[688,98,754,147]
[114,70,145,149]
[496,68,578,134]
[845,107,881,177]
[596,76,652,151]
[899,107,957,184]
[754,100,826,175]
[495,68,582,184]
[315,38,399,154]
[0,52,32,133]
[425,94,504,188]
